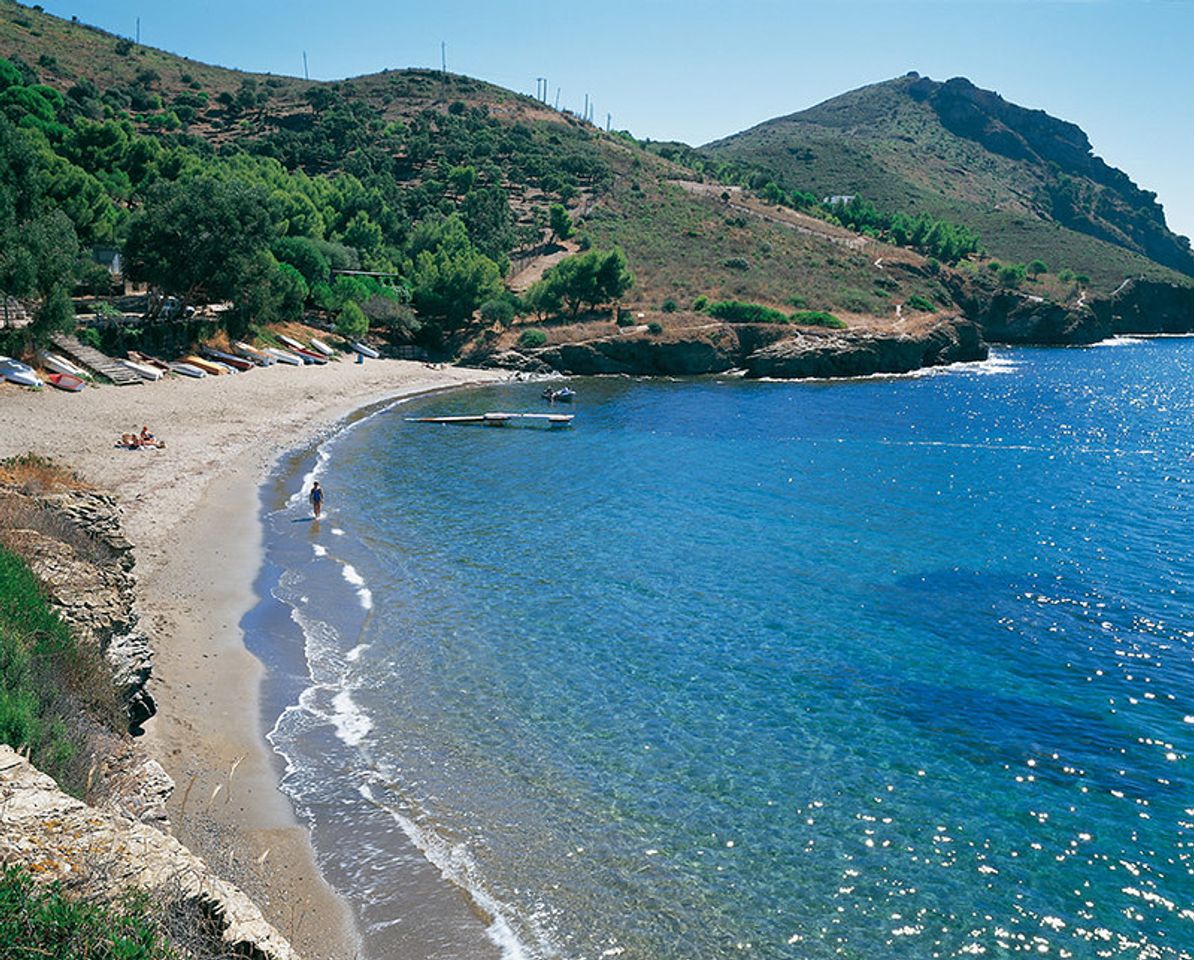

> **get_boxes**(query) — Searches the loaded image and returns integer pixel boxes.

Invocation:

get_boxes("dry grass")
[0,453,92,495]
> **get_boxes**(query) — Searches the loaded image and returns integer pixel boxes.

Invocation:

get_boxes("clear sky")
[38,0,1194,238]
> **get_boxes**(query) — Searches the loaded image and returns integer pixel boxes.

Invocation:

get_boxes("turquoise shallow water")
[259,340,1194,959]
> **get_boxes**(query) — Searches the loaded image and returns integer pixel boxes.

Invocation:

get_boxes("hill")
[703,74,1194,291]
[2,3,1192,380]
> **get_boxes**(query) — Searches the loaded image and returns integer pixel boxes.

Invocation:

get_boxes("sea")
[245,337,1194,960]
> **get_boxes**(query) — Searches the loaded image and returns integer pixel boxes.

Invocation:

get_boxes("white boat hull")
[309,337,335,357]
[352,342,380,359]
[40,352,85,377]
[264,347,303,366]
[121,359,163,381]
[169,362,207,378]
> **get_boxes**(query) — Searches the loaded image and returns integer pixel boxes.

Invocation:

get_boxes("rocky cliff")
[0,486,156,730]
[943,272,1194,345]
[478,317,988,379]
[0,746,298,960]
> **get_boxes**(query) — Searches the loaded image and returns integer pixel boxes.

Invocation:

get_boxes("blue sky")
[38,1,1194,237]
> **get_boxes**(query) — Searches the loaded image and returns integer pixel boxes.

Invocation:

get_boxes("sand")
[0,358,508,958]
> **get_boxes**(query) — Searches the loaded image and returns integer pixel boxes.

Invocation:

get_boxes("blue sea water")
[257,339,1194,960]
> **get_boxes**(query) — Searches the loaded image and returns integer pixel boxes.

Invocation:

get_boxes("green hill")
[703,73,1193,291]
[0,1,978,356]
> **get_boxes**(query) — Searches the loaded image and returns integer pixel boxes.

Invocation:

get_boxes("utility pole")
[536,77,546,101]
[607,112,611,132]
[554,86,560,110]
[135,16,140,44]
[302,51,309,81]
[583,93,588,121]
[440,41,446,76]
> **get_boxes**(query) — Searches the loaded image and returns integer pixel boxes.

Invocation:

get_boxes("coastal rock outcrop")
[0,746,298,960]
[0,487,157,730]
[1090,278,1194,334]
[743,316,987,379]
[478,318,987,379]
[942,273,1107,344]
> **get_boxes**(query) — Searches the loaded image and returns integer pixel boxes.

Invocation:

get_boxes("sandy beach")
[0,358,507,958]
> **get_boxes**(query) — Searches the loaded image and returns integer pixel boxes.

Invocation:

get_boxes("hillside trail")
[507,238,580,293]
[675,181,869,251]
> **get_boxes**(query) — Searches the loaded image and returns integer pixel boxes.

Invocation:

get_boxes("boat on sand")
[0,356,43,387]
[47,372,85,392]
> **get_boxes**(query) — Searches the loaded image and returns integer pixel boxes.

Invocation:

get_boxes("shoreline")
[0,359,508,958]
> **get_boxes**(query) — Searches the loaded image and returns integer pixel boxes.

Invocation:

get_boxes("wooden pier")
[405,412,574,428]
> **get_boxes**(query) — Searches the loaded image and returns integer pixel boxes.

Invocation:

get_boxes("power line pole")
[302,51,309,81]
[554,86,560,110]
[135,16,140,44]
[583,93,588,121]
[440,41,446,76]
[607,112,611,132]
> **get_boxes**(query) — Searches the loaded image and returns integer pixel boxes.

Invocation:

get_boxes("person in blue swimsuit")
[309,481,324,518]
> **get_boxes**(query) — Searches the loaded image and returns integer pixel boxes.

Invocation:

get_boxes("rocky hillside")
[705,74,1194,290]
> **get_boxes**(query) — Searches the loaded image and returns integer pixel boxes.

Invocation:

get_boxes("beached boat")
[202,348,255,372]
[353,342,380,359]
[129,350,172,372]
[0,356,43,387]
[292,347,328,364]
[39,351,85,377]
[309,337,335,357]
[182,355,227,375]
[46,372,85,392]
[169,361,207,378]
[263,347,303,366]
[277,333,306,351]
[233,341,275,365]
[120,359,164,381]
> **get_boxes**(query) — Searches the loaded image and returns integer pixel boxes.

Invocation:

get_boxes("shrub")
[518,328,547,349]
[904,294,936,313]
[78,327,102,350]
[1027,259,1049,278]
[616,313,635,327]
[647,321,663,335]
[1075,273,1091,284]
[790,309,845,329]
[692,295,708,312]
[661,298,677,313]
[0,867,178,959]
[480,298,515,327]
[723,257,750,271]
[336,300,368,339]
[998,263,1027,288]
[707,300,788,324]
[1058,268,1075,282]
[785,295,807,308]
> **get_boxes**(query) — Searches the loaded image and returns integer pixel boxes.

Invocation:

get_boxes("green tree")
[460,185,514,264]
[337,299,369,338]
[409,218,502,335]
[1027,259,1049,278]
[124,177,275,314]
[548,203,573,243]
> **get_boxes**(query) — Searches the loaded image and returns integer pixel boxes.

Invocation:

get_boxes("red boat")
[47,372,85,392]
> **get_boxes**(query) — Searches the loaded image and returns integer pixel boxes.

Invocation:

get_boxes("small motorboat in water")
[542,386,576,403]
[47,372,85,392]
[0,356,43,387]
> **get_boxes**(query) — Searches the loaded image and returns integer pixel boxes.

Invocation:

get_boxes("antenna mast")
[440,41,447,75]
[302,51,309,81]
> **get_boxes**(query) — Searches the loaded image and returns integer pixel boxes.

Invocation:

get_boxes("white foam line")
[359,782,551,960]
[340,562,373,610]
[312,543,327,557]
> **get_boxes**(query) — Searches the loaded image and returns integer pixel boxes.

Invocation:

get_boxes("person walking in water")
[310,481,324,518]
